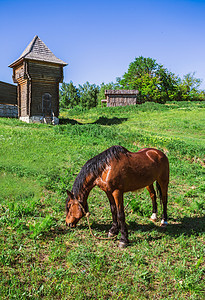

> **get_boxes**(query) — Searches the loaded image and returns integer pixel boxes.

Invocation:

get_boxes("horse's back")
[103,148,169,192]
[130,148,169,179]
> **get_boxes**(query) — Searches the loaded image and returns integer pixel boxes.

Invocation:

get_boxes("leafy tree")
[156,67,181,102]
[119,56,180,103]
[118,56,205,103]
[179,73,204,101]
[59,81,80,109]
[78,82,99,109]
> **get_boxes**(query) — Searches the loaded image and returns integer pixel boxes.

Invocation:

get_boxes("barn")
[104,90,139,107]
[9,35,67,124]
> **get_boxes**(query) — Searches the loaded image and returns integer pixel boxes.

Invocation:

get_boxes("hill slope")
[0,101,204,299]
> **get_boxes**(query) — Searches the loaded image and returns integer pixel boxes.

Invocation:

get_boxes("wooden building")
[0,81,18,118]
[104,90,139,107]
[9,35,67,124]
[0,81,17,105]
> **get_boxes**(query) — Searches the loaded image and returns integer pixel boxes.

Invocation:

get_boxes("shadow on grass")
[167,215,205,236]
[59,116,128,126]
[82,215,205,244]
[42,215,204,245]
[93,116,128,125]
[78,215,204,234]
[59,118,81,125]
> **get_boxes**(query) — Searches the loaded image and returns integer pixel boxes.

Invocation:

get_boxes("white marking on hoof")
[119,241,128,248]
[150,213,157,222]
[160,220,168,227]
[108,231,116,238]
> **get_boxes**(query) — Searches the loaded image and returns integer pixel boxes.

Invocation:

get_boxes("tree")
[119,56,194,103]
[59,81,80,109]
[120,56,158,87]
[179,72,204,101]
[78,82,99,109]
[118,56,204,103]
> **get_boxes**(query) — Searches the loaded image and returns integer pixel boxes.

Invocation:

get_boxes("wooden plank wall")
[28,61,62,82]
[19,81,28,117]
[0,81,17,105]
[28,61,61,117]
[107,95,137,107]
[105,90,139,107]
[31,81,59,116]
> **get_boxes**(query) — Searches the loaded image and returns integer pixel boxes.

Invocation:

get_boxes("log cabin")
[9,35,67,124]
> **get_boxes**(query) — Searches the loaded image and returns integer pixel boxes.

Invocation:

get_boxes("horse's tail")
[156,181,162,207]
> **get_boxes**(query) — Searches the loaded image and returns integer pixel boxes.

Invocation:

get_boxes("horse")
[65,145,169,247]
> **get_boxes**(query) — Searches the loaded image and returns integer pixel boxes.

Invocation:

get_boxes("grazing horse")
[66,145,169,247]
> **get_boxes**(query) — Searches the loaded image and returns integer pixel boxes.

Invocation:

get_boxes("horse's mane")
[71,145,129,197]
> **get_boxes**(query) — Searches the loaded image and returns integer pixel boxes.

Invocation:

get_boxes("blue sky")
[1,0,205,89]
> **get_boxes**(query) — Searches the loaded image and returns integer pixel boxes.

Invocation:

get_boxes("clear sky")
[1,0,205,89]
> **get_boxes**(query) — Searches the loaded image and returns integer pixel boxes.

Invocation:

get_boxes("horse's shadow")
[80,215,204,231]
[59,116,128,126]
[77,215,205,243]
[44,215,205,244]
[165,215,205,237]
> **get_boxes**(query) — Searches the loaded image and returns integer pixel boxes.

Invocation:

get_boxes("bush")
[78,82,99,109]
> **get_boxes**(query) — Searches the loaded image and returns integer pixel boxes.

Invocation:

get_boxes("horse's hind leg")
[146,184,157,222]
[106,191,119,237]
[157,180,169,227]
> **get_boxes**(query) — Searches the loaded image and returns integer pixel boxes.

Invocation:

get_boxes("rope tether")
[77,201,117,241]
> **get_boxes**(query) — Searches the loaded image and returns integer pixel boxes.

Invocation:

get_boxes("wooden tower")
[9,35,67,124]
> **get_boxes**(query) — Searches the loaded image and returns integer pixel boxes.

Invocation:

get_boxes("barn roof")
[105,90,138,95]
[9,35,67,67]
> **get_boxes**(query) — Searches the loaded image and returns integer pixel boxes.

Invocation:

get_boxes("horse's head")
[65,190,85,228]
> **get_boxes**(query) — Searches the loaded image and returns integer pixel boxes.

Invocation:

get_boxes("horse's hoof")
[108,232,115,238]
[160,220,168,227]
[119,241,128,248]
[108,231,118,238]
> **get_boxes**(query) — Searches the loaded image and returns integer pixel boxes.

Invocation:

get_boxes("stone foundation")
[0,104,18,118]
[19,115,59,125]
[0,103,59,125]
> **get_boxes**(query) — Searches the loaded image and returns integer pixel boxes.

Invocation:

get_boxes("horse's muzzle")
[66,222,76,228]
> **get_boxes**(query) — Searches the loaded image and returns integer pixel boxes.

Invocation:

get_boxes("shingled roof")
[105,90,138,95]
[9,35,67,67]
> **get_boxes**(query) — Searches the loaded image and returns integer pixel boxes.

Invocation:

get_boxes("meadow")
[0,101,204,299]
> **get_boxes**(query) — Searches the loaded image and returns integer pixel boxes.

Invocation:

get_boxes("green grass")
[0,101,204,299]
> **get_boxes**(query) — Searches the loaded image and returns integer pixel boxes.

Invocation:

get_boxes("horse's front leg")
[105,191,119,237]
[112,189,129,247]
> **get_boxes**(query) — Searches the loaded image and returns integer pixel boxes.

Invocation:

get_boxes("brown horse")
[66,145,169,247]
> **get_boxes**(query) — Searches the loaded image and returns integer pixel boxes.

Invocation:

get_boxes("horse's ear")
[66,190,73,199]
